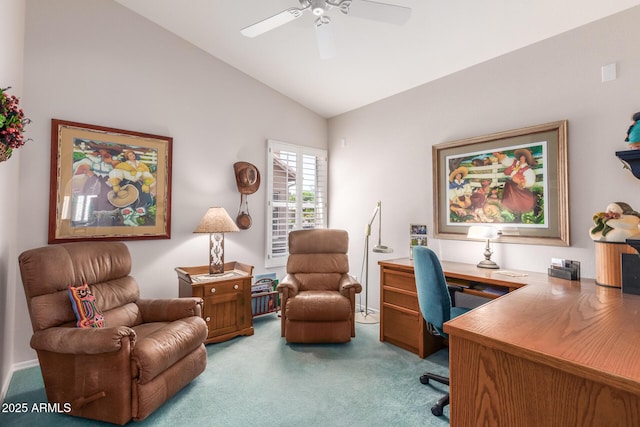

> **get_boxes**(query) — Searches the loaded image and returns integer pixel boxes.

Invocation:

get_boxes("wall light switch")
[601,63,617,82]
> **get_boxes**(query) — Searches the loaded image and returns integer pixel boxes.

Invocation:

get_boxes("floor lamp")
[356,201,393,324]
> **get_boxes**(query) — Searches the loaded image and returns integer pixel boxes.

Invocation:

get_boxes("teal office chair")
[413,246,471,416]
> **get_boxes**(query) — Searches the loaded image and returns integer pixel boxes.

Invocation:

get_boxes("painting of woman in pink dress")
[499,148,538,215]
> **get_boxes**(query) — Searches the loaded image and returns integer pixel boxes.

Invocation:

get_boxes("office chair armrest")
[30,326,136,355]
[446,284,466,307]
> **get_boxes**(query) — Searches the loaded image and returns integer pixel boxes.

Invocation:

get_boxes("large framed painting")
[433,120,569,246]
[49,119,173,243]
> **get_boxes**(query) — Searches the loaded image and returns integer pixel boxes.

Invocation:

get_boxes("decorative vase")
[594,241,638,288]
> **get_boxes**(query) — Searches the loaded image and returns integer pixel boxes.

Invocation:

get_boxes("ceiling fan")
[240,0,412,59]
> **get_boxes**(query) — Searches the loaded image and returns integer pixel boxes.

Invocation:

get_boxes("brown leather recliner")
[18,242,208,425]
[277,229,362,343]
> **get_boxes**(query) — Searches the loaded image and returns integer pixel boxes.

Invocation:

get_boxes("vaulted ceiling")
[115,0,640,118]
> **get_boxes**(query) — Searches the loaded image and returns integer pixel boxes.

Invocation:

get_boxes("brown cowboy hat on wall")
[233,162,260,194]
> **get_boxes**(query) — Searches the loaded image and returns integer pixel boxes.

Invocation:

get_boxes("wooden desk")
[380,257,640,424]
[378,258,529,358]
[443,267,640,425]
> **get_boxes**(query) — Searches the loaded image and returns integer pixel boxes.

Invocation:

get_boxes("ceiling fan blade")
[346,0,411,25]
[241,8,306,38]
[315,17,336,59]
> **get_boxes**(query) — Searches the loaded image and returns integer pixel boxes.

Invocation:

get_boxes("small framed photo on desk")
[410,224,428,259]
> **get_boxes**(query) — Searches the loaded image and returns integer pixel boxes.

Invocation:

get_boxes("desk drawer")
[383,287,419,311]
[382,270,416,292]
[382,304,420,353]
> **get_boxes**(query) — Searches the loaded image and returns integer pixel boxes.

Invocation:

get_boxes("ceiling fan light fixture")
[242,0,412,58]
[310,0,327,15]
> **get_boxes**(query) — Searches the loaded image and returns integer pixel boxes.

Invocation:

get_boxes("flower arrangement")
[589,202,640,242]
[0,86,31,161]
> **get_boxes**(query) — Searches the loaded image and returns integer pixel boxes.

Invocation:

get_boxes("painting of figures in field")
[50,120,172,243]
[70,139,159,228]
[446,141,548,228]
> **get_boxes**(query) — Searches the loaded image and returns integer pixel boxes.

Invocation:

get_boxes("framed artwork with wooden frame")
[49,119,173,243]
[433,120,569,246]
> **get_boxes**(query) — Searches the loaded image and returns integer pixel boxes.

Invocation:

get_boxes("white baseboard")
[1,358,39,402]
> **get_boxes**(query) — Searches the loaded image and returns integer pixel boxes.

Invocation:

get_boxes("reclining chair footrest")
[73,391,107,409]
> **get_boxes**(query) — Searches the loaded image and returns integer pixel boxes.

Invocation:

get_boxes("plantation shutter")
[266,140,328,267]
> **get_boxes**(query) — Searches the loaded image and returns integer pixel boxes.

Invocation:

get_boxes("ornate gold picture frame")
[49,119,172,243]
[433,120,569,246]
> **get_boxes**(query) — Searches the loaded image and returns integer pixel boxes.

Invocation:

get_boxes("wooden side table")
[176,262,254,344]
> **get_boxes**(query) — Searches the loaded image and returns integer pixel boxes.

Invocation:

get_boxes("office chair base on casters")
[420,372,450,416]
[431,394,449,416]
[419,372,449,385]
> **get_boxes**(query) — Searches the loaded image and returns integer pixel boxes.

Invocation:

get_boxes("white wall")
[9,0,327,367]
[0,0,26,400]
[328,6,640,311]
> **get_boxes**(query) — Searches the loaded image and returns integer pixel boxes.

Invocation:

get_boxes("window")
[266,140,328,267]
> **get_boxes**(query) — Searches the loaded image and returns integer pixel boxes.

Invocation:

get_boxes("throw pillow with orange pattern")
[68,283,105,328]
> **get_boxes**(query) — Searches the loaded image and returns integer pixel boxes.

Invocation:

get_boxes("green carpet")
[2,315,451,426]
